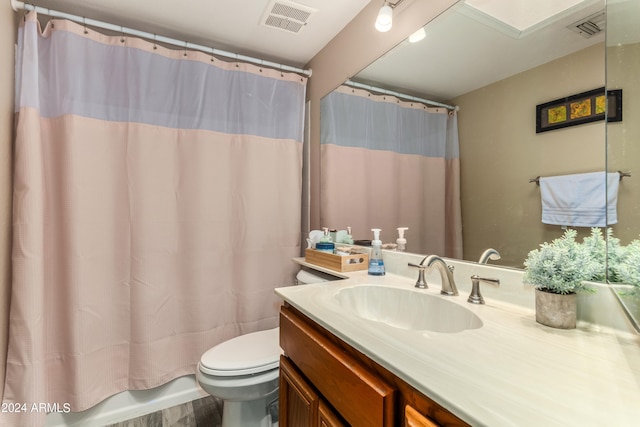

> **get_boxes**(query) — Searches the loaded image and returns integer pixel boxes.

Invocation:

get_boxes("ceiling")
[355,0,640,102]
[18,0,640,103]
[20,0,372,68]
[355,0,609,102]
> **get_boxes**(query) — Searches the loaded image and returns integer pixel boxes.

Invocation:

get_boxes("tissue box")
[304,248,369,272]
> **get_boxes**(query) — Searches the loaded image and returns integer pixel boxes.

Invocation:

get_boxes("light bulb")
[408,27,426,43]
[375,3,393,32]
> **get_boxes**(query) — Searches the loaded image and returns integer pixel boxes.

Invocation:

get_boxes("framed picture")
[536,87,622,133]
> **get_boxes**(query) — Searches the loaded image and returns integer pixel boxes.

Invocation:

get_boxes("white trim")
[46,375,207,427]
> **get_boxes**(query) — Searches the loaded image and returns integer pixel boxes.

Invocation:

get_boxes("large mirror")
[606,0,640,325]
[320,0,615,267]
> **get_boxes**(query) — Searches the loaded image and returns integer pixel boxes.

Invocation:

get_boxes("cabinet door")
[280,305,395,426]
[319,400,348,427]
[405,405,440,427]
[280,355,319,427]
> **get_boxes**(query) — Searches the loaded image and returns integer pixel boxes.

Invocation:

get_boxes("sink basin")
[334,285,482,333]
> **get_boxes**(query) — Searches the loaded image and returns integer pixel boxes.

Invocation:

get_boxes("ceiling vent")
[262,0,316,34]
[568,11,606,38]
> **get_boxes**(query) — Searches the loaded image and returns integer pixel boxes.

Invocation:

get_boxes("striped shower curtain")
[320,86,462,257]
[2,12,306,426]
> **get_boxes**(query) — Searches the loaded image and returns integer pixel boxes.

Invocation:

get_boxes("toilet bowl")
[197,327,282,427]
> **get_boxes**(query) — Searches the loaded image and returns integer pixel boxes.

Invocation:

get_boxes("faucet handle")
[468,275,500,304]
[408,262,428,289]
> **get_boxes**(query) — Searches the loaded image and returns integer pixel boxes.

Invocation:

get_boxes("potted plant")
[523,229,598,329]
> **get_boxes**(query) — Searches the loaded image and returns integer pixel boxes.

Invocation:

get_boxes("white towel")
[540,171,619,227]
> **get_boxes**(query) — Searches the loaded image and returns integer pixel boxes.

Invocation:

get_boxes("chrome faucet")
[468,275,500,304]
[478,248,501,264]
[408,255,458,295]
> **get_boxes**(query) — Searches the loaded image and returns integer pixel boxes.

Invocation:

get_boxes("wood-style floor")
[106,396,223,427]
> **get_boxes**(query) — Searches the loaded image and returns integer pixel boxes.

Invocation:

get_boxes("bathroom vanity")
[279,303,464,426]
[275,253,640,427]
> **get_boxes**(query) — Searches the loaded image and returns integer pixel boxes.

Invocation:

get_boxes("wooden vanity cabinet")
[319,400,348,427]
[279,354,347,427]
[405,405,439,427]
[279,304,470,427]
[279,355,318,426]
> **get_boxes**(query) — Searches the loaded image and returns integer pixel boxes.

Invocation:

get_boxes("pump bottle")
[316,227,335,253]
[344,226,354,245]
[368,228,386,276]
[396,227,408,252]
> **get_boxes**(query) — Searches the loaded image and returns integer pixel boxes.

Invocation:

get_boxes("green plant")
[523,229,598,294]
[611,239,640,287]
[581,227,624,282]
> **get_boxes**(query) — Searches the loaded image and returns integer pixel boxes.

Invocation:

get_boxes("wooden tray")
[304,248,369,272]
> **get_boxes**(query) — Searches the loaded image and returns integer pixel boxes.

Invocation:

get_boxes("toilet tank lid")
[200,327,282,376]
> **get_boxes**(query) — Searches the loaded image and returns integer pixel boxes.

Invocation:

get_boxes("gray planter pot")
[535,288,577,329]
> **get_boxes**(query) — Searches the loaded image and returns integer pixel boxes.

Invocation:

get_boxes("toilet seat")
[199,327,281,377]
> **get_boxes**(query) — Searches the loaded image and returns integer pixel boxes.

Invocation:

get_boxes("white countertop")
[276,256,640,427]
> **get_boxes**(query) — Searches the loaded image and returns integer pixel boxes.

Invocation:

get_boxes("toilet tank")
[295,268,341,285]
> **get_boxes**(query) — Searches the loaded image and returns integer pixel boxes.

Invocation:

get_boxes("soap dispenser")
[319,227,332,242]
[344,226,354,245]
[368,228,386,276]
[316,227,335,253]
[396,227,408,252]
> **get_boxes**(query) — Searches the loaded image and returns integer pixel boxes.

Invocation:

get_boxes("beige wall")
[305,0,458,230]
[454,44,606,266]
[1,2,16,402]
[607,42,640,245]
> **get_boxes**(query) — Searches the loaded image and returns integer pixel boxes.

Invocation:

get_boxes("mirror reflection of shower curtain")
[320,86,462,257]
[4,11,306,426]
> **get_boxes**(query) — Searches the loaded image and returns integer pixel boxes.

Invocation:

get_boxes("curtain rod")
[344,79,457,111]
[10,0,312,77]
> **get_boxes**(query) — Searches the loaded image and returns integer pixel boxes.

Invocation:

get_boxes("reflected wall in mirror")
[606,0,640,328]
[320,0,613,268]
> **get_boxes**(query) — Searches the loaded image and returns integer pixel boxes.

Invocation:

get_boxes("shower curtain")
[2,12,306,426]
[320,86,462,257]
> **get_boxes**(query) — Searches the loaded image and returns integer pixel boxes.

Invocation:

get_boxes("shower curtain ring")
[83,17,88,34]
[210,47,215,62]
[23,4,32,20]
[183,41,188,57]
[120,26,125,43]
[153,34,157,50]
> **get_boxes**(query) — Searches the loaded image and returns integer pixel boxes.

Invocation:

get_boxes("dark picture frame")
[536,87,622,133]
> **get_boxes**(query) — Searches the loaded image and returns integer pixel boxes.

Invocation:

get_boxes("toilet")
[197,327,282,427]
[197,268,338,426]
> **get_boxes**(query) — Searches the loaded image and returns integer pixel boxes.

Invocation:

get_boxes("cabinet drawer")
[319,400,348,427]
[405,405,440,427]
[280,305,396,427]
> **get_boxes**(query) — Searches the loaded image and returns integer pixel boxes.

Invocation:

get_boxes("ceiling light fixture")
[375,0,405,33]
[375,2,393,32]
[408,27,426,43]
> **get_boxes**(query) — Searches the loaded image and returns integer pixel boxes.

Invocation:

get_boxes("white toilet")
[197,327,282,427]
[197,268,337,426]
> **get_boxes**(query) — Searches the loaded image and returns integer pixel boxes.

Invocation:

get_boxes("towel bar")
[529,171,630,185]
